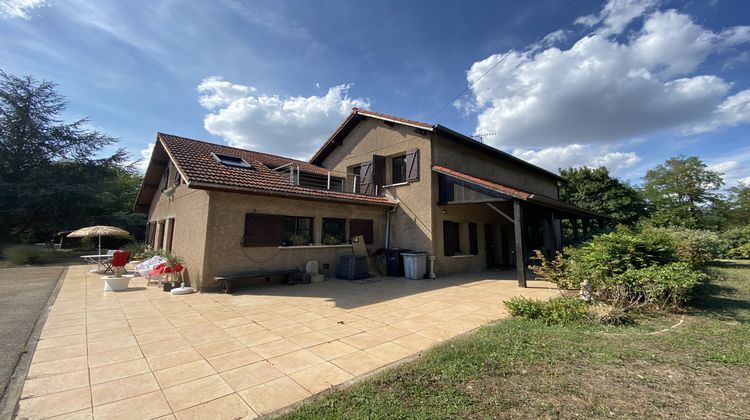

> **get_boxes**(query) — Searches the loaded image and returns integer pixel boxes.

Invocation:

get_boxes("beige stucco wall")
[147,181,211,288]
[201,190,388,290]
[319,118,434,254]
[431,134,560,198]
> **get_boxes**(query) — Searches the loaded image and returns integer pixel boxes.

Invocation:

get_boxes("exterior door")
[484,224,495,269]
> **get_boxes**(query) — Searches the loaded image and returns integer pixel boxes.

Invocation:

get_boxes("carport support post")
[513,200,527,288]
[571,218,580,244]
[582,218,590,240]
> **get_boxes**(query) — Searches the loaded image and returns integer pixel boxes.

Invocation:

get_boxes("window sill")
[382,181,411,188]
[448,254,475,259]
[279,244,353,250]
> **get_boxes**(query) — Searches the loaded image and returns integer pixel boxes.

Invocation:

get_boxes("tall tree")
[726,182,750,226]
[0,70,142,242]
[642,155,723,229]
[559,166,648,226]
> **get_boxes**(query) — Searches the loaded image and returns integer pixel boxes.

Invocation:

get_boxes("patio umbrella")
[67,225,130,255]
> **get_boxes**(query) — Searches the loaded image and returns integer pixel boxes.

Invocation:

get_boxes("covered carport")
[433,166,608,287]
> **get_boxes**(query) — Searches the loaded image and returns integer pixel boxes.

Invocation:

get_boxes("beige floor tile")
[220,360,285,391]
[224,322,266,338]
[36,333,87,350]
[238,376,311,415]
[307,340,359,361]
[162,374,234,412]
[92,390,172,420]
[174,393,256,420]
[256,317,297,330]
[134,329,182,346]
[331,350,388,376]
[146,347,203,371]
[21,369,89,398]
[416,325,453,341]
[391,333,439,352]
[88,346,143,368]
[27,356,88,378]
[49,408,93,419]
[249,338,301,359]
[318,324,361,339]
[16,386,91,419]
[340,332,389,350]
[91,372,159,406]
[194,338,245,358]
[89,358,150,385]
[289,361,354,394]
[154,359,217,388]
[369,325,410,341]
[139,336,192,357]
[86,327,133,343]
[272,323,313,338]
[213,316,252,329]
[286,331,333,348]
[32,343,87,364]
[207,348,263,372]
[170,315,208,328]
[268,349,324,375]
[87,334,138,354]
[40,325,86,339]
[365,341,414,363]
[301,318,341,331]
[234,330,283,347]
[182,328,232,346]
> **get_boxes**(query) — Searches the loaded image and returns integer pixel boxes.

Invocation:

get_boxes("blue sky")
[2,0,749,186]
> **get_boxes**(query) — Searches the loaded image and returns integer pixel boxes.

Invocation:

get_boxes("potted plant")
[164,252,184,290]
[322,234,342,245]
[287,234,309,246]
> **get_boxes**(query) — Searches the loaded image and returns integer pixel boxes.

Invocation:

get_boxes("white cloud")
[466,1,750,153]
[198,78,370,159]
[135,143,154,173]
[512,144,641,175]
[708,149,750,188]
[575,0,658,36]
[0,0,45,19]
[687,89,750,134]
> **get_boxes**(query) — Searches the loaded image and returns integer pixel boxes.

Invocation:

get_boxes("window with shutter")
[349,219,374,244]
[468,223,478,255]
[243,213,284,247]
[373,155,386,194]
[443,221,460,256]
[404,149,419,181]
[359,161,374,195]
[392,155,406,184]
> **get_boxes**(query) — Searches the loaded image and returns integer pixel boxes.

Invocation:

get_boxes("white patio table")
[81,253,113,273]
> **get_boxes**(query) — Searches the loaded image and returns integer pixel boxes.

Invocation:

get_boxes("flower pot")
[163,282,174,292]
[102,276,130,291]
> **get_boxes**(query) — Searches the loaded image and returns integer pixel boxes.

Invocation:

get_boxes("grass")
[0,246,91,268]
[284,260,750,419]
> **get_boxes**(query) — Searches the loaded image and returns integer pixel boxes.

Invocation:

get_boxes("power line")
[426,0,579,121]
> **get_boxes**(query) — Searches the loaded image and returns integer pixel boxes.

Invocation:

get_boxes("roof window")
[212,152,251,168]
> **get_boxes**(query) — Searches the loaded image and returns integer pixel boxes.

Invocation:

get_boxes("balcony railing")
[273,164,379,196]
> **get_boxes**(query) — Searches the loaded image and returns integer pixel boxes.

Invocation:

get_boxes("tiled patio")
[15,265,557,419]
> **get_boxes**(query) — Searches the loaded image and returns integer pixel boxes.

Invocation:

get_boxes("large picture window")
[322,218,346,245]
[283,216,313,246]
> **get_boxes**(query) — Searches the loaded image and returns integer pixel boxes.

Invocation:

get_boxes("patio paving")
[14,265,558,419]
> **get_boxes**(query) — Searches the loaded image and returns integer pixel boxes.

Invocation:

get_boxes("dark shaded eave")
[132,136,171,214]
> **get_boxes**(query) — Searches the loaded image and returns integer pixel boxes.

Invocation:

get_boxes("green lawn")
[284,260,750,419]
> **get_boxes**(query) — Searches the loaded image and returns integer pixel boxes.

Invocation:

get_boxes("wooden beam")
[513,200,527,288]
[486,202,514,223]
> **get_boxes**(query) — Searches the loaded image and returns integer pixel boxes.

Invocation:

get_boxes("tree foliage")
[642,155,723,229]
[0,70,144,243]
[559,166,648,226]
[726,182,750,226]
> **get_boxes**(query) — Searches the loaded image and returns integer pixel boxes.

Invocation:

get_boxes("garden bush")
[3,245,52,265]
[614,262,707,309]
[728,243,750,259]
[649,227,720,267]
[723,226,750,259]
[528,249,578,289]
[505,297,589,325]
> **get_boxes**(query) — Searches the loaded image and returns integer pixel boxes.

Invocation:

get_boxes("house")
[134,109,604,290]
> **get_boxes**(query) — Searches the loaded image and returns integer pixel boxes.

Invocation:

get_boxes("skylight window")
[211,152,251,168]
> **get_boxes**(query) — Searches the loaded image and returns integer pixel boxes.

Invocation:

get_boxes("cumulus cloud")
[0,0,46,18]
[512,144,641,175]
[135,143,154,173]
[461,0,750,175]
[708,150,750,188]
[198,78,370,159]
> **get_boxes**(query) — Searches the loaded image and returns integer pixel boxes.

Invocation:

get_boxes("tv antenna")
[471,132,496,143]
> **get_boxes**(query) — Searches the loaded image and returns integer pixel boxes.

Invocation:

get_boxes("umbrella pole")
[98,236,102,271]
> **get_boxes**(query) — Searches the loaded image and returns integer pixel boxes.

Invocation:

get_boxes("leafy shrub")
[587,303,630,325]
[505,297,589,325]
[727,243,750,259]
[614,262,707,309]
[650,227,720,267]
[567,227,676,290]
[122,241,146,259]
[3,245,52,265]
[529,249,577,289]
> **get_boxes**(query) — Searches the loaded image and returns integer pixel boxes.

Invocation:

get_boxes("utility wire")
[427,0,579,121]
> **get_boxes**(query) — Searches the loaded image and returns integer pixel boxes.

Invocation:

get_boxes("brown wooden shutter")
[243,213,284,247]
[349,219,374,244]
[359,161,373,195]
[443,221,459,256]
[372,155,386,194]
[404,149,419,181]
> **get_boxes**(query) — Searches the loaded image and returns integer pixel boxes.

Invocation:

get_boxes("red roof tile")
[158,133,394,206]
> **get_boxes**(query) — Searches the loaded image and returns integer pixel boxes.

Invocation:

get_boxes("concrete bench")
[214,269,299,293]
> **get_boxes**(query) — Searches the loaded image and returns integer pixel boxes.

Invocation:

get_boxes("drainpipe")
[385,206,397,249]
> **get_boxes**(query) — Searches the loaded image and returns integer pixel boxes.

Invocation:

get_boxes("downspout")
[385,206,397,249]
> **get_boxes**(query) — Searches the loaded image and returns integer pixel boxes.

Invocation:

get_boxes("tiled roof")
[158,133,394,206]
[432,165,531,200]
[355,108,433,129]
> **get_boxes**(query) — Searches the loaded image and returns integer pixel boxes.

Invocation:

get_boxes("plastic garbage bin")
[401,252,428,279]
[386,248,409,276]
